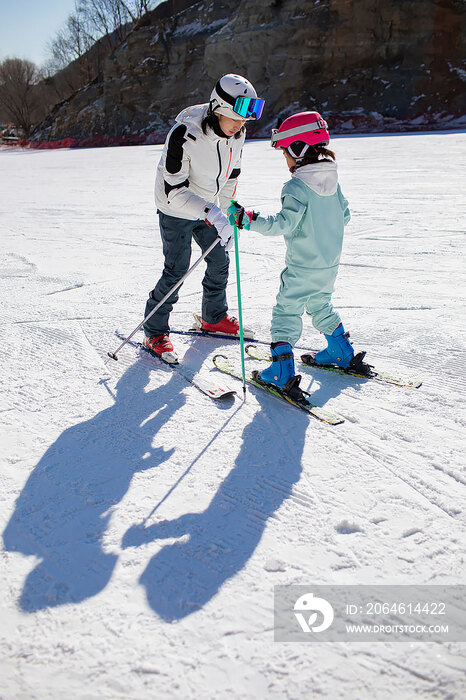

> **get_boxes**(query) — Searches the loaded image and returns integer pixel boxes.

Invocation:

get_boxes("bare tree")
[47,0,162,72]
[0,58,41,136]
[81,0,130,46]
[43,0,163,104]
[0,0,163,135]
[48,4,95,77]
[78,0,164,42]
[114,0,162,23]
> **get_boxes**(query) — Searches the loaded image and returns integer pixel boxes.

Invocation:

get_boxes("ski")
[245,344,422,389]
[167,318,421,389]
[213,354,344,425]
[170,327,259,342]
[169,313,259,342]
[114,332,236,400]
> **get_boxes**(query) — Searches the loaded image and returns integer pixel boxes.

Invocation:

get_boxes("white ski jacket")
[154,104,244,221]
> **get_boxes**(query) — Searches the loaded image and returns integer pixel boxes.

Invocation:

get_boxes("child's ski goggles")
[233,96,265,120]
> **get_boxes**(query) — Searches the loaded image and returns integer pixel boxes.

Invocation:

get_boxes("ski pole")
[108,236,221,361]
[232,204,247,401]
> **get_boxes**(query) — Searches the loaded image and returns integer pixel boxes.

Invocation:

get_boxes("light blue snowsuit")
[250,161,350,347]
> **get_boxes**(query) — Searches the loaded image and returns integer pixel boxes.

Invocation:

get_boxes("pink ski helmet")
[271,111,329,159]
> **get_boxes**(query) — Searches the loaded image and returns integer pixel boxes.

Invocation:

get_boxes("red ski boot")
[193,313,254,337]
[143,334,178,363]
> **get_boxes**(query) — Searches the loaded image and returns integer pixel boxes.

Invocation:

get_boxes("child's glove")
[227,201,252,230]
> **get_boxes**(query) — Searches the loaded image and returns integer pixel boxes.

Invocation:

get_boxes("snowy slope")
[0,134,465,699]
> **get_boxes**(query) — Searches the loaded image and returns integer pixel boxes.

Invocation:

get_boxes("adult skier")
[143,74,265,362]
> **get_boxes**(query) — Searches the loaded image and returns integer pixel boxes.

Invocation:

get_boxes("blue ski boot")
[260,342,295,388]
[314,324,354,368]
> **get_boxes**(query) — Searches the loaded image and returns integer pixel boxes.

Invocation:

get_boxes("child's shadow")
[122,401,308,621]
[3,360,187,612]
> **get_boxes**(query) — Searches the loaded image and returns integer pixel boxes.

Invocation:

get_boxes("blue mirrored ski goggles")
[233,96,265,120]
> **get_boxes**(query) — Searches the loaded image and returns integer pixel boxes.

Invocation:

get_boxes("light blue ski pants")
[270,264,342,346]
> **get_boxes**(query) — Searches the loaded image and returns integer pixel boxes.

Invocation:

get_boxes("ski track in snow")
[0,135,465,699]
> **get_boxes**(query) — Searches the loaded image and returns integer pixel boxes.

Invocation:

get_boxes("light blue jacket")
[250,161,350,271]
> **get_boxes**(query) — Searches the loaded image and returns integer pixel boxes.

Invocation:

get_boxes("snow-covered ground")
[0,133,465,699]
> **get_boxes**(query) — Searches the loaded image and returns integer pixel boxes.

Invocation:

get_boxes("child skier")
[229,111,367,399]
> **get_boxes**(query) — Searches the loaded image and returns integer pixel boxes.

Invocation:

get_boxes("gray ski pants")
[143,211,229,337]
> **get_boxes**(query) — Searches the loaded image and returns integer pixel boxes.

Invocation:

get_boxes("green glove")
[227,201,251,230]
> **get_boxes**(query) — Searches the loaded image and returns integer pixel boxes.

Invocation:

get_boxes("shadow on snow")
[122,401,308,621]
[3,352,308,619]
[2,360,183,612]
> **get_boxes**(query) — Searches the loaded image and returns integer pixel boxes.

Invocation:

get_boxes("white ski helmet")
[210,74,264,120]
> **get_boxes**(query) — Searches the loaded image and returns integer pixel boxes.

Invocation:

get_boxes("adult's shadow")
[122,399,308,621]
[3,359,186,612]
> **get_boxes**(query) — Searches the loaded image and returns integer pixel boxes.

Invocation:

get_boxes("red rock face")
[31,0,466,143]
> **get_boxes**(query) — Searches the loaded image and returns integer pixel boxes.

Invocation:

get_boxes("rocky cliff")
[31,0,466,142]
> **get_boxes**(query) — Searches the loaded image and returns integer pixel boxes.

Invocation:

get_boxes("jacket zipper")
[225,147,232,179]
[215,140,233,196]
